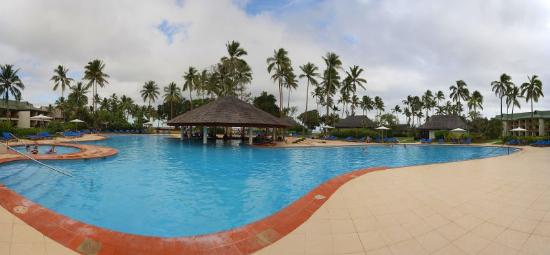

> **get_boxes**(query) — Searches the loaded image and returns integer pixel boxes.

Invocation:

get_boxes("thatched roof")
[280,116,302,127]
[167,97,291,128]
[334,115,375,128]
[418,115,467,130]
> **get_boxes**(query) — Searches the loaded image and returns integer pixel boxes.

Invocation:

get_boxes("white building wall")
[17,111,30,128]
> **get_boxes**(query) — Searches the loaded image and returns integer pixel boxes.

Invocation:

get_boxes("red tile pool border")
[0,156,387,254]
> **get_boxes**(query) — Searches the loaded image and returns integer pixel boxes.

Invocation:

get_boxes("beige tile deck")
[256,147,550,255]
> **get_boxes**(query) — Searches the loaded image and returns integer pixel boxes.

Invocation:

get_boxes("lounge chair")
[1,132,17,141]
[438,138,445,144]
[38,131,52,139]
[343,136,355,142]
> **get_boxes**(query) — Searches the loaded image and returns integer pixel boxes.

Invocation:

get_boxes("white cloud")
[0,0,549,121]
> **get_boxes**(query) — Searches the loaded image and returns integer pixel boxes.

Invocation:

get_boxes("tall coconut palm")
[299,62,319,130]
[435,90,444,107]
[374,96,384,117]
[283,67,298,110]
[467,90,483,119]
[141,81,160,107]
[0,65,25,119]
[422,90,434,120]
[350,95,360,116]
[520,75,544,122]
[361,95,374,116]
[68,82,89,108]
[83,59,109,114]
[51,65,73,100]
[491,73,514,121]
[267,48,291,115]
[321,52,342,116]
[163,82,182,119]
[345,65,367,93]
[141,80,160,120]
[183,67,198,110]
[506,85,522,122]
[392,105,402,120]
[449,80,469,115]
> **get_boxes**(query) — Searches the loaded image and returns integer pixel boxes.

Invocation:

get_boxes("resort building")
[496,110,550,136]
[334,115,375,129]
[0,100,50,128]
[418,115,467,139]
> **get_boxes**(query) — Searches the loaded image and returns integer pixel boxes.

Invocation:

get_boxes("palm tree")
[83,59,110,114]
[163,82,182,119]
[449,80,469,115]
[374,96,384,118]
[283,67,298,110]
[350,95,360,116]
[520,75,544,122]
[267,48,291,115]
[435,90,444,107]
[491,73,514,121]
[183,67,198,110]
[141,80,160,120]
[141,81,160,106]
[0,65,25,119]
[321,52,342,116]
[422,90,434,120]
[506,85,522,122]
[392,105,402,121]
[467,90,483,119]
[361,95,374,116]
[51,65,73,100]
[299,62,319,131]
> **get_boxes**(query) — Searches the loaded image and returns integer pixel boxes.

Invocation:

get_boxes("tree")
[183,67,198,110]
[0,65,25,119]
[392,105,402,120]
[345,65,366,93]
[221,41,251,99]
[51,65,73,100]
[267,48,291,116]
[422,90,434,120]
[435,90,445,107]
[253,91,280,117]
[321,52,342,116]
[491,73,514,121]
[283,67,298,110]
[163,82,182,119]
[350,95,360,116]
[374,96,384,118]
[520,75,544,122]
[467,90,483,119]
[297,110,321,130]
[361,95,374,116]
[506,85,522,121]
[141,80,160,120]
[449,80,469,115]
[83,59,110,115]
[299,62,319,132]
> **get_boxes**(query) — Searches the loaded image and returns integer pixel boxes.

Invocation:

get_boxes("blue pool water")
[0,135,514,237]
[11,145,80,155]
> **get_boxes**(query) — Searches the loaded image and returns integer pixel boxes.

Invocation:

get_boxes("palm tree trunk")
[500,97,503,121]
[287,88,290,110]
[189,89,193,110]
[278,80,283,117]
[304,80,310,135]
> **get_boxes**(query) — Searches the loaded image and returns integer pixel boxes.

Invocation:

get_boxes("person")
[25,144,30,152]
[46,144,56,154]
[31,144,39,155]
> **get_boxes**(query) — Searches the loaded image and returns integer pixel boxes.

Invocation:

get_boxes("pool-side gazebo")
[167,96,290,144]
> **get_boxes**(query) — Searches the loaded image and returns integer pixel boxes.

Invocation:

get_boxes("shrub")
[329,128,380,138]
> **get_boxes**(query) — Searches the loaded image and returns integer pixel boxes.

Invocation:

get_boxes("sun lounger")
[344,136,355,142]
[1,132,17,141]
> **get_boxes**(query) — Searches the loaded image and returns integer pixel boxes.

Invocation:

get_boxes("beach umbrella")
[30,114,53,121]
[450,128,466,132]
[69,119,85,123]
[375,126,390,139]
[144,121,154,126]
[510,127,527,132]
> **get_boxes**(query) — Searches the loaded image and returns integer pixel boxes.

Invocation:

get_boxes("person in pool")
[46,144,56,154]
[31,144,39,154]
[25,144,31,152]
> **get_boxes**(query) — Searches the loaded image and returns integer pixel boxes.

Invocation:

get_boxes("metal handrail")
[1,134,73,177]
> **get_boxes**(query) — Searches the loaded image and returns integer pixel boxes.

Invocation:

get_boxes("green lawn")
[397,137,416,143]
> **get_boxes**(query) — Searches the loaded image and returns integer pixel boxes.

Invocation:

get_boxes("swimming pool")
[0,135,514,237]
[10,144,81,155]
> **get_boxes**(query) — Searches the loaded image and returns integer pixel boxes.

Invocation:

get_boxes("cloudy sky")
[1,0,549,120]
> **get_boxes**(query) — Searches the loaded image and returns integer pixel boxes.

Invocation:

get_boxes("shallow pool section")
[10,144,80,155]
[0,135,515,237]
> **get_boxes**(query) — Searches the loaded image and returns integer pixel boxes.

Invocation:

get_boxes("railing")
[1,134,73,177]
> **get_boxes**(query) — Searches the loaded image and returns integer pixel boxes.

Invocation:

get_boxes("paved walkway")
[255,147,550,255]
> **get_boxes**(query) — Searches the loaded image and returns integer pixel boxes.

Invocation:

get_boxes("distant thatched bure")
[418,115,467,130]
[167,96,291,128]
[334,115,375,129]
